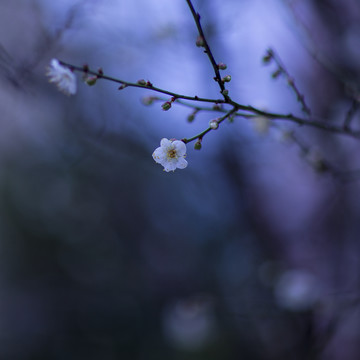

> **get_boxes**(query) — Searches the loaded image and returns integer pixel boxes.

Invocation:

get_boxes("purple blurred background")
[1,0,360,359]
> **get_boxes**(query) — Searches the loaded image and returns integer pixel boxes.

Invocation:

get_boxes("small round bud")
[84,75,97,86]
[209,120,219,130]
[263,49,274,64]
[194,141,202,150]
[222,75,231,83]
[196,35,205,47]
[221,89,229,96]
[263,54,272,64]
[162,101,172,111]
[187,114,195,122]
[137,79,147,85]
[118,84,127,90]
[218,62,227,70]
[272,69,282,79]
[212,104,222,111]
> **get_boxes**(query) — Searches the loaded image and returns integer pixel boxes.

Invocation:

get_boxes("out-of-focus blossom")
[152,138,188,172]
[162,295,215,350]
[252,115,270,134]
[46,59,77,95]
[274,269,320,311]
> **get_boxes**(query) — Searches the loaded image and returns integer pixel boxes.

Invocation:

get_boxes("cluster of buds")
[82,64,101,86]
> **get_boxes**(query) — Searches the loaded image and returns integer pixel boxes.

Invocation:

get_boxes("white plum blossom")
[46,59,77,95]
[152,138,188,172]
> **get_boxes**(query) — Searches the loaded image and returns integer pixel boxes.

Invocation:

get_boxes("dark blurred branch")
[286,0,360,104]
[264,48,312,116]
[343,99,359,131]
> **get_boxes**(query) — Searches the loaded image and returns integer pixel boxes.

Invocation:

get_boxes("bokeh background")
[1,0,360,359]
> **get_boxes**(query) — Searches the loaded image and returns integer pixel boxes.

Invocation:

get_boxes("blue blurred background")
[1,0,360,359]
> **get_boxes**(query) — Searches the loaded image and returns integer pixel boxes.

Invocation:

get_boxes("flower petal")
[152,147,166,164]
[46,58,77,95]
[160,138,172,149]
[176,157,188,169]
[172,140,186,156]
[163,161,178,172]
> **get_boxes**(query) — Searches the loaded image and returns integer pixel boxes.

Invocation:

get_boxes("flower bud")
[137,79,147,85]
[118,84,127,90]
[196,36,205,47]
[221,89,229,96]
[272,69,282,79]
[162,101,172,111]
[209,120,219,130]
[263,49,274,64]
[84,75,97,86]
[187,114,195,122]
[194,141,202,150]
[222,75,231,83]
[218,62,227,70]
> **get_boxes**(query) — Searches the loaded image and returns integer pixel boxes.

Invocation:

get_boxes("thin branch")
[233,105,360,139]
[265,48,312,116]
[59,61,225,104]
[148,96,228,113]
[286,0,360,104]
[185,0,228,99]
[182,107,238,143]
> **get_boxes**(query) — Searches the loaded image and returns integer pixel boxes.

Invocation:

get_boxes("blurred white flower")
[162,296,215,350]
[46,59,77,95]
[152,138,188,172]
[252,115,270,134]
[274,269,320,311]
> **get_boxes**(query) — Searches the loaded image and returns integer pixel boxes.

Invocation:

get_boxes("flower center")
[167,149,177,158]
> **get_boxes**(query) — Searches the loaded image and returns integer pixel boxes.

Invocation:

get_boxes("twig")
[59,61,225,104]
[185,0,228,99]
[234,105,360,139]
[265,48,312,116]
[60,61,360,140]
[182,107,238,143]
